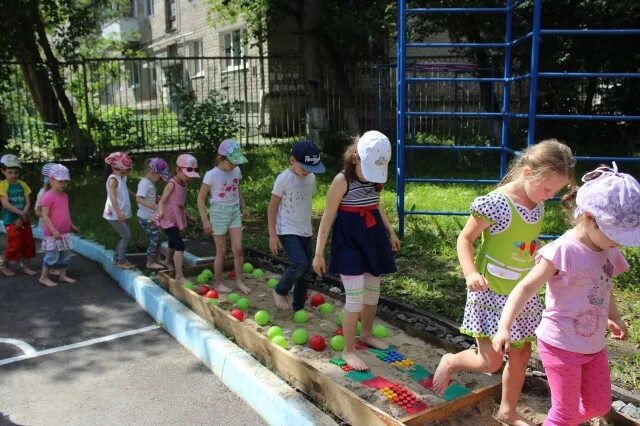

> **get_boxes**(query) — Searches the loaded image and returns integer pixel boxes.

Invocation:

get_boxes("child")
[268,140,325,311]
[313,131,401,371]
[432,140,575,425]
[0,154,37,276]
[34,162,55,229]
[103,152,134,269]
[39,164,80,287]
[493,163,638,426]
[136,157,170,269]
[157,154,199,283]
[197,139,251,294]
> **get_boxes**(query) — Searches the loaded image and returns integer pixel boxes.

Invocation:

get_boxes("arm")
[156,181,175,220]
[267,194,282,255]
[239,187,249,218]
[136,195,157,211]
[107,177,126,222]
[457,215,491,292]
[608,292,628,340]
[378,206,401,251]
[0,196,26,216]
[41,205,61,239]
[196,183,212,235]
[312,174,347,276]
[492,258,557,353]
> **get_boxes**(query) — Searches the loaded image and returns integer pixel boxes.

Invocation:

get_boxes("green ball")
[293,310,309,324]
[267,326,283,340]
[271,335,288,349]
[252,268,264,278]
[201,268,213,279]
[183,280,196,291]
[292,328,309,345]
[208,298,219,306]
[336,312,343,326]
[318,303,334,314]
[227,293,240,304]
[356,321,362,336]
[372,324,389,338]
[236,297,250,311]
[196,274,208,284]
[267,278,279,288]
[331,335,346,351]
[254,310,270,326]
[242,262,254,273]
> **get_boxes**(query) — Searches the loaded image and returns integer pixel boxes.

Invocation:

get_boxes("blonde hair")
[499,139,576,187]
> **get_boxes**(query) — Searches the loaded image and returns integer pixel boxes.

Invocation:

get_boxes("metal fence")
[0,55,499,161]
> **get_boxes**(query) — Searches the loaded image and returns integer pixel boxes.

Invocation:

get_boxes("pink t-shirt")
[40,190,72,236]
[535,232,629,354]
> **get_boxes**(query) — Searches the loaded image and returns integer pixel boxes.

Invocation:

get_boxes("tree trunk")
[300,0,327,148]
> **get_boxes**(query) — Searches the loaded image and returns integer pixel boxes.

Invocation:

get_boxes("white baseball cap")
[357,131,391,183]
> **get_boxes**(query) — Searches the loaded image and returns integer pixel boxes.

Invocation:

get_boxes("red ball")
[228,270,237,279]
[310,293,326,307]
[309,335,326,352]
[335,327,343,336]
[230,309,244,321]
[196,285,210,295]
[205,290,219,299]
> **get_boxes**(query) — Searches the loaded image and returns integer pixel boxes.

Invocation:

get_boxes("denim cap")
[218,139,248,165]
[357,131,391,183]
[48,164,70,181]
[147,157,170,181]
[576,162,640,246]
[292,140,325,173]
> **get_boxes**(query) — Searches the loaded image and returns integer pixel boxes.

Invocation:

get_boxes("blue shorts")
[210,203,241,236]
[43,250,73,269]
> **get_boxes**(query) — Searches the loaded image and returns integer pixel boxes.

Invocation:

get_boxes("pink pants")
[538,339,611,426]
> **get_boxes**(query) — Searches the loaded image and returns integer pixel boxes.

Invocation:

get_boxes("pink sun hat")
[177,154,200,178]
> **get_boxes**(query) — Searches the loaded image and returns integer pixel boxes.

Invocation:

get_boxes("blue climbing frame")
[396,0,640,237]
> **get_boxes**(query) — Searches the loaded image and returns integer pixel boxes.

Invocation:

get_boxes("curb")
[1,224,336,426]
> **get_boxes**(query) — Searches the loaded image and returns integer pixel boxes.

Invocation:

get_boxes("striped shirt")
[340,176,379,207]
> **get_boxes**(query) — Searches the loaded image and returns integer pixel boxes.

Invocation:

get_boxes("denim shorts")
[43,250,73,269]
[210,203,241,236]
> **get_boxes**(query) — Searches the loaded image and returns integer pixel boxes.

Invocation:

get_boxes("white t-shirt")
[136,177,157,220]
[202,167,242,206]
[272,168,316,237]
[35,187,46,228]
[103,174,132,220]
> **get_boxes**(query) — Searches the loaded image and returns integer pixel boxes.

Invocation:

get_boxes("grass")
[19,144,640,392]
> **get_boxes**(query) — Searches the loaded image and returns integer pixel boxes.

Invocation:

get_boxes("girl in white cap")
[35,162,55,230]
[493,163,639,426]
[313,131,401,371]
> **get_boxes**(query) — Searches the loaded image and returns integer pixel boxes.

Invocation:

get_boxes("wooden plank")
[157,268,217,326]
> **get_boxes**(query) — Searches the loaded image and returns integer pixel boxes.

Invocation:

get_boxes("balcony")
[102,17,140,42]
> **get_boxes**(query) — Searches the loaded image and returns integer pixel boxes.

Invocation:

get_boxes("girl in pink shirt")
[39,164,80,288]
[493,163,640,426]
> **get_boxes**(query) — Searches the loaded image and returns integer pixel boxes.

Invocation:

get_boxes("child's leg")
[139,218,163,269]
[577,348,611,423]
[358,273,388,350]
[496,343,535,426]
[1,224,20,276]
[57,250,75,283]
[108,220,133,268]
[432,338,503,395]
[213,234,232,292]
[20,223,37,275]
[39,251,58,287]
[229,226,251,295]
[274,235,310,310]
[341,274,368,370]
[165,227,186,281]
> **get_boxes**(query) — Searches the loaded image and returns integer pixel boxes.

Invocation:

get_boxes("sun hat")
[0,154,21,168]
[576,162,640,246]
[41,163,55,176]
[292,140,325,173]
[218,139,248,165]
[48,164,70,181]
[177,154,200,178]
[357,131,391,183]
[147,157,170,181]
[105,152,132,170]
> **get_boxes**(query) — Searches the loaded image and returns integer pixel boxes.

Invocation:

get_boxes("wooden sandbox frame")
[157,264,501,425]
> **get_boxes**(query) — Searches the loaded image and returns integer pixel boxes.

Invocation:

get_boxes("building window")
[145,0,154,16]
[190,40,204,77]
[129,62,141,87]
[166,0,176,31]
[222,28,246,71]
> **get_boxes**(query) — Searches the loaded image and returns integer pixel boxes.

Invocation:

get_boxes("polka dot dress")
[470,192,543,235]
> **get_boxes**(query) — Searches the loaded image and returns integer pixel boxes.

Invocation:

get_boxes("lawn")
[22,143,640,392]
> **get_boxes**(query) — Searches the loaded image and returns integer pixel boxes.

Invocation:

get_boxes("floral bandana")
[105,152,132,170]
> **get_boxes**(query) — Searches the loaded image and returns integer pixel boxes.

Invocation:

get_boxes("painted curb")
[1,223,336,426]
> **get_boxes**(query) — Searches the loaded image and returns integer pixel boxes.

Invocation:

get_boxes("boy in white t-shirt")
[136,158,170,269]
[268,141,325,311]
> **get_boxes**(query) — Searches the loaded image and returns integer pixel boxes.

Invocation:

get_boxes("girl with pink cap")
[103,152,135,269]
[493,163,640,426]
[156,154,200,283]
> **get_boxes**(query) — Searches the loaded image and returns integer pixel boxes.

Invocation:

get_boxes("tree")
[0,0,129,160]
[205,0,394,148]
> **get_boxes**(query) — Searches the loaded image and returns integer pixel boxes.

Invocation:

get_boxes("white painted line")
[0,338,37,355]
[0,324,159,367]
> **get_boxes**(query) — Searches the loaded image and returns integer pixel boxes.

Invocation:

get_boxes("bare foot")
[432,353,455,395]
[60,276,76,284]
[145,262,165,270]
[0,265,15,277]
[359,334,389,350]
[23,266,38,276]
[343,350,368,371]
[50,269,60,276]
[214,283,232,293]
[39,278,58,287]
[236,282,253,295]
[116,262,136,270]
[494,411,536,426]
[272,290,289,310]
